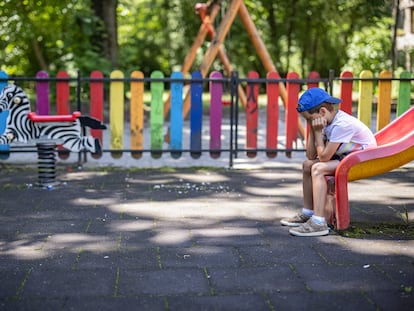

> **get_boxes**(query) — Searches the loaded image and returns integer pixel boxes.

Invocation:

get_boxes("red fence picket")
[285,72,300,158]
[246,71,259,158]
[56,71,70,115]
[340,71,353,115]
[266,71,280,158]
[90,71,104,145]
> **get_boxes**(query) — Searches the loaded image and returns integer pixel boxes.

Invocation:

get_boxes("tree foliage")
[0,0,395,78]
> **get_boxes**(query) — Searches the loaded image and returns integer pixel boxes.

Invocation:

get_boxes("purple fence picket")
[36,71,50,115]
[209,71,223,158]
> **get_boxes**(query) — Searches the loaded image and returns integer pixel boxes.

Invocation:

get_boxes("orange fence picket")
[130,70,144,159]
[377,70,392,131]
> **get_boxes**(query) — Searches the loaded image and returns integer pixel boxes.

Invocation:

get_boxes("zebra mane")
[0,84,31,113]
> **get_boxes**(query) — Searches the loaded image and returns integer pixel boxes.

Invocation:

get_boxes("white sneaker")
[280,213,311,227]
[289,218,329,237]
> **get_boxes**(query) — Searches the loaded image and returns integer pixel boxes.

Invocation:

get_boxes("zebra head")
[0,84,29,113]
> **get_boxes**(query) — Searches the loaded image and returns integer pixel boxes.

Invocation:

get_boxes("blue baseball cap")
[297,88,341,112]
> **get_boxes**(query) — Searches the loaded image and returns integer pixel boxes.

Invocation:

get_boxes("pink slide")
[334,106,414,230]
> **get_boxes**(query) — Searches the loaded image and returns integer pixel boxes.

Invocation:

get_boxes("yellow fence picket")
[110,70,125,159]
[358,70,373,128]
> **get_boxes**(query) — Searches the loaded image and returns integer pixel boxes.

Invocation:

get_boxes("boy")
[281,88,377,237]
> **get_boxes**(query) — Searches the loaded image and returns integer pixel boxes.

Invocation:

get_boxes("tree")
[0,0,111,76]
[91,0,119,68]
[0,0,395,78]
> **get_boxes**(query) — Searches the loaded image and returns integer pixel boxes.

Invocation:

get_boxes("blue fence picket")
[170,71,184,159]
[0,71,9,159]
[190,71,203,159]
[0,71,8,134]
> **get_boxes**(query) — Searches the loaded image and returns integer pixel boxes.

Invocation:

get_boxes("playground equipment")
[28,111,82,187]
[0,83,106,187]
[334,106,414,230]
[164,0,307,139]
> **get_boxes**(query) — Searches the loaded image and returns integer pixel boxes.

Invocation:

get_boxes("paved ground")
[0,160,413,311]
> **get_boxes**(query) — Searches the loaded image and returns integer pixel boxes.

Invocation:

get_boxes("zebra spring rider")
[0,84,106,186]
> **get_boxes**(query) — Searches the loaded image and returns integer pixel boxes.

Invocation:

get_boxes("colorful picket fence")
[0,69,412,163]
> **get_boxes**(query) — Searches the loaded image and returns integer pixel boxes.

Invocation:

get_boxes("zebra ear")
[13,97,22,105]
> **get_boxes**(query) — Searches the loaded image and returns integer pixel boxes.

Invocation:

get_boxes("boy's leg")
[289,160,338,236]
[324,176,336,225]
[311,160,339,218]
[280,159,318,227]
[302,159,318,211]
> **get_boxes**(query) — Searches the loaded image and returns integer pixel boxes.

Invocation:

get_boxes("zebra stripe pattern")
[0,84,100,153]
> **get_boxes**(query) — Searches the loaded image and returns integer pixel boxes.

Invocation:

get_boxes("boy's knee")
[302,159,314,173]
[311,162,324,177]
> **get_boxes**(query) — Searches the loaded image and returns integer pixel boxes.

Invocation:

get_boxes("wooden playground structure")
[163,0,305,138]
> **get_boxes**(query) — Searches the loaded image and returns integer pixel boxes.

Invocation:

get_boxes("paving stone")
[167,294,270,311]
[365,290,414,311]
[268,291,377,311]
[312,239,414,265]
[209,266,304,294]
[293,263,400,292]
[237,243,326,266]
[0,298,64,311]
[117,268,210,296]
[0,269,29,299]
[21,268,116,298]
[160,246,240,268]
[64,296,165,311]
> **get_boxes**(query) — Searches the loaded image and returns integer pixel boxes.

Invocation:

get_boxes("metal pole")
[76,70,86,165]
[328,69,335,94]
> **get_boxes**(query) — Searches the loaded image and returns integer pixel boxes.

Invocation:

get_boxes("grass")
[339,221,414,239]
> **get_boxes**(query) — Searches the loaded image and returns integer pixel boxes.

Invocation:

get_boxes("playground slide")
[334,106,414,230]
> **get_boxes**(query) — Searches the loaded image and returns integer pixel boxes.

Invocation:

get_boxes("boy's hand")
[311,117,327,132]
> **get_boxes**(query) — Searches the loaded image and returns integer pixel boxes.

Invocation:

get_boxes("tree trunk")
[391,0,400,72]
[31,39,48,70]
[91,0,119,68]
[286,0,297,73]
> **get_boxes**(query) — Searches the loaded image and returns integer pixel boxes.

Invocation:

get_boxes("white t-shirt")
[323,110,377,157]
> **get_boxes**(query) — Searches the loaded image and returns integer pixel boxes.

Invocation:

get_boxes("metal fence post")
[229,71,239,168]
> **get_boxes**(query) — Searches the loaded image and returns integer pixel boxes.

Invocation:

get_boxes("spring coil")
[37,142,57,187]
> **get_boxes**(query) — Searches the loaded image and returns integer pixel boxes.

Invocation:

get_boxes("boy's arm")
[312,117,340,162]
[306,126,317,160]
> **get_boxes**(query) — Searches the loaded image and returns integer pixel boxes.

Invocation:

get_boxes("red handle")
[28,111,81,123]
